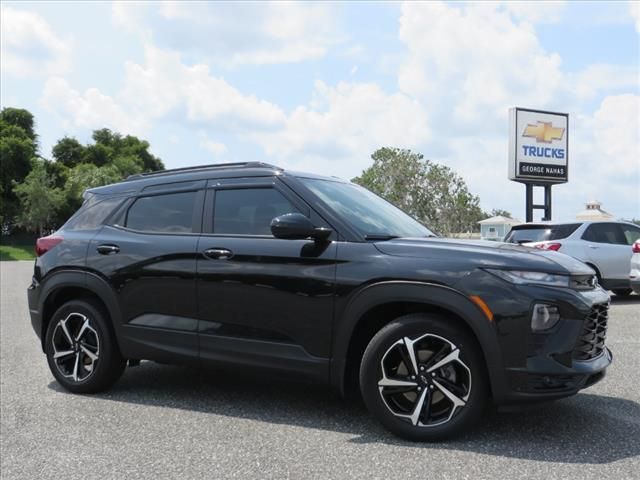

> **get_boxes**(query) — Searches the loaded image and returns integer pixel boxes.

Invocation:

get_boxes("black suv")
[28,162,612,441]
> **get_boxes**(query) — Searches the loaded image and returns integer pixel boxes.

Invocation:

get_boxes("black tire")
[612,288,632,297]
[45,299,126,393]
[360,313,488,441]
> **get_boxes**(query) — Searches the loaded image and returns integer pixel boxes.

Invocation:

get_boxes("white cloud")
[111,1,343,66]
[589,94,640,171]
[0,6,72,77]
[40,77,147,135]
[631,0,640,33]
[40,46,286,137]
[502,1,566,24]
[398,2,563,125]
[199,134,227,156]
[568,64,639,99]
[251,80,430,178]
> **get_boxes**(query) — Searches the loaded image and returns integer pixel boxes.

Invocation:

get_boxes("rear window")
[504,223,581,244]
[63,196,123,231]
[125,191,196,233]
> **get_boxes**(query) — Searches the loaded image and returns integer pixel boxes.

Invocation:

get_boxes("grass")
[0,244,35,261]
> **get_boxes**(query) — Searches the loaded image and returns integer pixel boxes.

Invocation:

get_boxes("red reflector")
[36,235,63,257]
[534,242,562,251]
[633,242,640,254]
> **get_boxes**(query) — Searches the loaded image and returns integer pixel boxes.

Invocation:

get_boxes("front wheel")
[45,299,126,393]
[360,313,488,441]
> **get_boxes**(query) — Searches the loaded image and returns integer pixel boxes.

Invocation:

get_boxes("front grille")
[573,303,609,360]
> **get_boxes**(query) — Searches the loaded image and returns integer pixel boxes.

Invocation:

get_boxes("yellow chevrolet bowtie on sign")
[523,121,565,143]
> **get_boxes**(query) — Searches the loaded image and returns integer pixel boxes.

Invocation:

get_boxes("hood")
[373,237,594,276]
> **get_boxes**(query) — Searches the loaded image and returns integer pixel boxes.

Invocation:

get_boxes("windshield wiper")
[365,234,400,241]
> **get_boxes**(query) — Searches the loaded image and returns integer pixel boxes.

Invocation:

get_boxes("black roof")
[85,161,342,196]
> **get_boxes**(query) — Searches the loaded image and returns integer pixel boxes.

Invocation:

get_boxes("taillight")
[36,235,63,257]
[534,242,562,251]
[633,241,640,254]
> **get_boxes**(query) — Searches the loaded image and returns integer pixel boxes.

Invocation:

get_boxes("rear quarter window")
[504,223,581,243]
[63,196,124,231]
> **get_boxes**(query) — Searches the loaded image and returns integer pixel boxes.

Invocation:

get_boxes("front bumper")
[501,286,612,404]
[457,270,613,405]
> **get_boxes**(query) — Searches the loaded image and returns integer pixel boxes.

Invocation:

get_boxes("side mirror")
[270,213,332,241]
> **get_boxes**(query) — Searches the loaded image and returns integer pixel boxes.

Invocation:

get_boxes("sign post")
[509,107,569,222]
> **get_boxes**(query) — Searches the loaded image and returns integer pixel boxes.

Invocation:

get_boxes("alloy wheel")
[377,333,471,427]
[51,312,100,383]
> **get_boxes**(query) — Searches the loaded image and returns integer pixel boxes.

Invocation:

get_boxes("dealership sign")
[508,107,569,184]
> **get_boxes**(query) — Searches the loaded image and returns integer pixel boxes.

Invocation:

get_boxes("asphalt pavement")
[1,261,639,479]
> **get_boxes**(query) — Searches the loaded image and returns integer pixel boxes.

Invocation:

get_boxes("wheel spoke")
[403,337,419,375]
[433,378,466,408]
[410,387,429,426]
[60,319,74,346]
[426,348,460,373]
[80,344,98,362]
[378,377,417,388]
[75,318,89,341]
[72,353,80,381]
[53,349,75,359]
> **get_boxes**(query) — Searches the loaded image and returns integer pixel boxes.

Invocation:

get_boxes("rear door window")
[581,223,627,245]
[213,188,301,235]
[504,223,581,244]
[125,191,197,233]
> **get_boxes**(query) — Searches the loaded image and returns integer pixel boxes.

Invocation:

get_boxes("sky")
[1,0,639,222]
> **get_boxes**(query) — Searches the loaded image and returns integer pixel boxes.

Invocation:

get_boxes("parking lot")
[1,261,639,479]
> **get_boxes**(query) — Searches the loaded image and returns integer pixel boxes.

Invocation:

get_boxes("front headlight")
[485,269,570,288]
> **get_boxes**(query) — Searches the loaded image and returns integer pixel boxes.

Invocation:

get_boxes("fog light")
[531,304,560,332]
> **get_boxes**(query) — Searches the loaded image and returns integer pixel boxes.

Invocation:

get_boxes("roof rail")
[126,162,281,181]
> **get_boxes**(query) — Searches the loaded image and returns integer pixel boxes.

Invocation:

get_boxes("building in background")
[478,215,522,241]
[576,200,614,221]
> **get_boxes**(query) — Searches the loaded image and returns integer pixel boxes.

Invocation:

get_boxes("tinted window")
[300,178,435,238]
[213,188,300,235]
[621,224,640,245]
[63,196,123,231]
[126,191,196,233]
[582,223,626,245]
[504,223,581,244]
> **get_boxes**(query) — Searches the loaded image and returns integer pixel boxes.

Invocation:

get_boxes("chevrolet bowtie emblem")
[523,121,565,143]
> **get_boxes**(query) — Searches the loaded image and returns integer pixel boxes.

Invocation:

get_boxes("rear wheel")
[45,299,126,393]
[612,288,632,297]
[360,313,487,441]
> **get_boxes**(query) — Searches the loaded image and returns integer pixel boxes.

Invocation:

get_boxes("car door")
[87,181,205,365]
[196,177,338,382]
[581,222,630,281]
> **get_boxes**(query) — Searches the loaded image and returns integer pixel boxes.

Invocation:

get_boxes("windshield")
[300,178,435,239]
[504,223,581,244]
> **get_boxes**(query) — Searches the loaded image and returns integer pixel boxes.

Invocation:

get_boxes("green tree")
[0,110,37,226]
[0,107,36,141]
[353,147,484,236]
[52,137,84,168]
[13,159,65,236]
[489,208,513,218]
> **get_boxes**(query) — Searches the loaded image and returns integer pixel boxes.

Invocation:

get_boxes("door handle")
[203,248,233,260]
[588,245,599,249]
[97,244,120,255]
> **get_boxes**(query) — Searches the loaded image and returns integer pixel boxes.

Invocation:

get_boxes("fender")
[330,281,508,402]
[36,269,124,349]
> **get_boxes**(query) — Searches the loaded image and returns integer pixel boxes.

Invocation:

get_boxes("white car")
[504,221,640,296]
[631,240,640,294]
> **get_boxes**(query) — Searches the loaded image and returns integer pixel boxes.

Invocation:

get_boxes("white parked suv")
[631,240,640,294]
[504,221,640,296]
